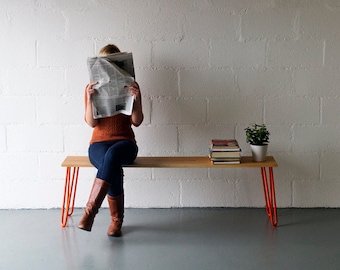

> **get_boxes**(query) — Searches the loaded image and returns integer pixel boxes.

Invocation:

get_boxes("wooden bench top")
[62,156,277,168]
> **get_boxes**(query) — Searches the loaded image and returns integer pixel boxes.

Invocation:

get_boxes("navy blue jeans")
[88,140,138,196]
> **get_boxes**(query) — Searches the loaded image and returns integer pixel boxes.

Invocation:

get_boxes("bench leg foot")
[61,166,79,227]
[261,167,278,227]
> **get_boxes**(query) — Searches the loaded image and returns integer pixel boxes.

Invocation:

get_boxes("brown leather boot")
[78,178,110,232]
[107,193,124,237]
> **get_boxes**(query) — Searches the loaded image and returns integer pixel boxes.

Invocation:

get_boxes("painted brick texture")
[1,0,340,208]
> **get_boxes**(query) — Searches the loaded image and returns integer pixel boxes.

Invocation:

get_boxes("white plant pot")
[250,144,268,162]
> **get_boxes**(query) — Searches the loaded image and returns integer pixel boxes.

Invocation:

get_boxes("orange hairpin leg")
[261,167,278,227]
[61,166,79,227]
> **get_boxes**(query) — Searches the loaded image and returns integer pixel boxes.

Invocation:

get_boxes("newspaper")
[87,52,135,119]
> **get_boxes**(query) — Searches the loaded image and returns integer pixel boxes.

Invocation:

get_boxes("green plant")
[245,123,270,145]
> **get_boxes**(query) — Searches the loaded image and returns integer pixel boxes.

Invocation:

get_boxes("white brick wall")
[1,0,340,209]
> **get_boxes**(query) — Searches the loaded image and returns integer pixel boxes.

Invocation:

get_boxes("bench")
[61,156,278,227]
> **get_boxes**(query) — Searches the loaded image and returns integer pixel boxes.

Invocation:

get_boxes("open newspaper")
[87,52,135,119]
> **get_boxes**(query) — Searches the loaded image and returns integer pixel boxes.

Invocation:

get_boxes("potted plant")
[245,123,270,162]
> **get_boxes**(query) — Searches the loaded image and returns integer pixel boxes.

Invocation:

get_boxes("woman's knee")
[106,141,137,165]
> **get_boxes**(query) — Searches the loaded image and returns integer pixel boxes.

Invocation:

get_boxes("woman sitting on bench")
[78,44,144,237]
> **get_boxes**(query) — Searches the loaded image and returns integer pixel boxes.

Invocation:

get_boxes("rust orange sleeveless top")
[85,93,135,144]
[90,114,135,144]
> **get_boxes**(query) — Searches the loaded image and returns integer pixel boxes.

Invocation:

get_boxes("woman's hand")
[84,82,99,128]
[127,81,144,126]
[85,82,98,103]
[126,82,141,103]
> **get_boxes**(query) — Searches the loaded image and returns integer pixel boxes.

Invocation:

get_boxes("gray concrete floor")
[1,208,340,270]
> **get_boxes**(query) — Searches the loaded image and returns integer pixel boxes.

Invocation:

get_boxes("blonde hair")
[99,44,120,55]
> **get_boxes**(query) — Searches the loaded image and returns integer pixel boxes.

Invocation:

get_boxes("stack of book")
[209,139,241,164]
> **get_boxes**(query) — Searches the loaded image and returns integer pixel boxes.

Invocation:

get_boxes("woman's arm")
[84,82,99,128]
[128,82,144,127]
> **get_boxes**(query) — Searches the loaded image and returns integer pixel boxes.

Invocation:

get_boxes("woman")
[78,44,143,237]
